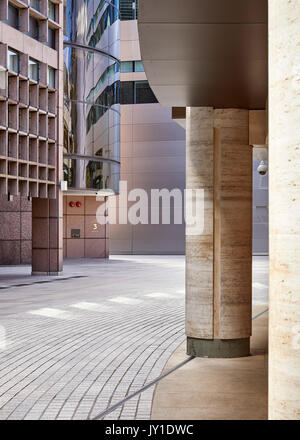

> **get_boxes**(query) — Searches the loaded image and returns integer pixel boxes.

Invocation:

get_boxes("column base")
[187,337,250,358]
[31,271,63,276]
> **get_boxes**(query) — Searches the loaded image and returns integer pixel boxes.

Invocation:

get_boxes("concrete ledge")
[187,337,250,358]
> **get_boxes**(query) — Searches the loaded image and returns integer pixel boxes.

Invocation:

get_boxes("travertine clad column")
[186,107,252,358]
[186,108,215,340]
[269,0,300,420]
[32,195,63,275]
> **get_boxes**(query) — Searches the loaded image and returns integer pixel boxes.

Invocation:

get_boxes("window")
[86,81,120,134]
[120,81,157,104]
[47,67,55,88]
[30,0,40,11]
[120,81,134,105]
[48,27,56,49]
[134,61,144,72]
[86,161,103,190]
[29,58,39,81]
[121,61,134,73]
[120,0,138,20]
[135,81,157,104]
[48,1,56,21]
[8,49,19,73]
[120,61,144,73]
[5,4,19,29]
[28,16,39,40]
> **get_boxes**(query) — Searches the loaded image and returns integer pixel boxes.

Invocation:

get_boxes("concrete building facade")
[0,0,64,272]
[0,0,121,268]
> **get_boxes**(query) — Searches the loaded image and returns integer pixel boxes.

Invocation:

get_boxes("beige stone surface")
[186,107,214,339]
[269,0,300,420]
[151,305,268,420]
[186,107,252,342]
[249,110,267,146]
[215,109,252,339]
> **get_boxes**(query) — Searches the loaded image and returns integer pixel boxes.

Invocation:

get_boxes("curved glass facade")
[63,0,120,193]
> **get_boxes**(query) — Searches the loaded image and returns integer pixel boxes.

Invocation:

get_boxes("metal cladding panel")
[138,0,268,109]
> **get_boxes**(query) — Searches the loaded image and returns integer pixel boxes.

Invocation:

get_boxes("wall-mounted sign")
[71,229,80,238]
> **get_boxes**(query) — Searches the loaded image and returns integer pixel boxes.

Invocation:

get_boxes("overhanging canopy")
[138,0,268,109]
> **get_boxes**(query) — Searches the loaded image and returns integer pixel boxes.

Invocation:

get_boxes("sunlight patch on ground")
[70,302,110,312]
[28,308,75,320]
[109,297,140,305]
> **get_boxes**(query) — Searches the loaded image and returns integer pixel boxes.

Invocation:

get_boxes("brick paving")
[0,256,268,420]
[0,256,185,420]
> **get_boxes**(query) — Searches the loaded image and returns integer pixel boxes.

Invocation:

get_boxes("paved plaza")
[0,256,268,420]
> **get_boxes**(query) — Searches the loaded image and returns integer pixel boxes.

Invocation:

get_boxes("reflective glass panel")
[135,81,158,104]
[134,60,144,72]
[121,61,133,73]
[63,0,120,192]
[63,158,119,192]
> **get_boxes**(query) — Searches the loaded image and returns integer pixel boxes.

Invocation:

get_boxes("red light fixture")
[69,201,75,208]
[76,201,82,208]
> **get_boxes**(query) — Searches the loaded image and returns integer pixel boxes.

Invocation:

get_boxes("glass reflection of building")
[63,0,120,193]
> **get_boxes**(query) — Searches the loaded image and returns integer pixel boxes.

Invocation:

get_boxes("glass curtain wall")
[63,0,120,193]
[119,0,138,20]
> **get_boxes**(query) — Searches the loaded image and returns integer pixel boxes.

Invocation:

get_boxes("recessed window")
[121,61,134,73]
[135,81,157,104]
[120,0,139,20]
[29,58,39,81]
[120,81,133,105]
[6,4,19,29]
[47,67,55,88]
[120,61,144,73]
[30,0,40,12]
[48,27,56,49]
[28,16,39,40]
[120,80,158,105]
[48,1,56,21]
[8,49,19,73]
[134,61,144,72]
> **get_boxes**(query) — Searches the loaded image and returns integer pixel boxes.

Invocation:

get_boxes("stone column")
[31,0,64,276]
[32,194,63,275]
[269,0,300,420]
[186,107,252,358]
